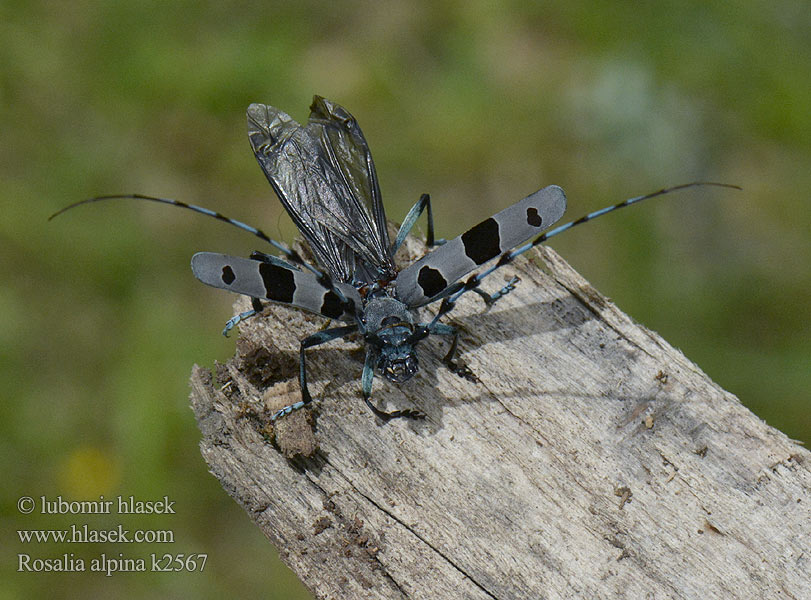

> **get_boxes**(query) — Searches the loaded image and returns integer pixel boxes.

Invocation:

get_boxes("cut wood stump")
[189,239,809,600]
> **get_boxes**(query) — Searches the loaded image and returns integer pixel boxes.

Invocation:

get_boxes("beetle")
[51,96,737,421]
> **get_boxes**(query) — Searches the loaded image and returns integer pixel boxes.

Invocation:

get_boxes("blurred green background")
[2,1,808,598]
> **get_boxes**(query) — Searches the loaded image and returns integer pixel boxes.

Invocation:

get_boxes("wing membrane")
[247,97,394,283]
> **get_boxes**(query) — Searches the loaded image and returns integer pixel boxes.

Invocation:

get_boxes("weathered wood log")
[189,239,809,600]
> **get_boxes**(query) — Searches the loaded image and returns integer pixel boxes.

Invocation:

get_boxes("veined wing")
[247,97,394,284]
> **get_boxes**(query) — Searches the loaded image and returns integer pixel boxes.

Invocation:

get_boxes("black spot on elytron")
[417,266,447,299]
[461,218,501,265]
[221,265,236,285]
[258,262,295,303]
[320,291,344,319]
[526,207,543,227]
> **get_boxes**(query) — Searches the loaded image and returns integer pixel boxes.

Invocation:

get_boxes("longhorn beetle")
[51,96,738,422]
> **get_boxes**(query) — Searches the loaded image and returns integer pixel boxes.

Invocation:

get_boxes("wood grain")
[190,239,809,600]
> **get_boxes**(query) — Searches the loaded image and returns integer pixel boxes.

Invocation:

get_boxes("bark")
[189,239,809,600]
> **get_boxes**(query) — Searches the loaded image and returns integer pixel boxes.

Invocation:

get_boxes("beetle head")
[363,297,424,383]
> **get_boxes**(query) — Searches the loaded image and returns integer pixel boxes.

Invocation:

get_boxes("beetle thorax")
[363,295,419,383]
